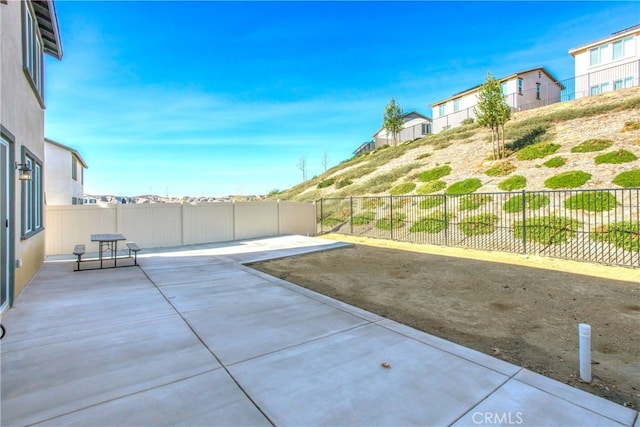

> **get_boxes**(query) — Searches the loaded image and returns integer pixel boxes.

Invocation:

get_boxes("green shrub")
[375,213,406,231]
[446,178,482,195]
[564,192,619,212]
[512,216,582,245]
[612,169,640,187]
[317,178,335,189]
[418,165,452,182]
[460,213,499,236]
[505,120,552,151]
[571,139,613,153]
[416,152,432,160]
[410,212,448,233]
[592,221,639,252]
[485,162,516,177]
[461,118,475,125]
[544,171,591,189]
[594,149,638,165]
[503,194,550,213]
[352,211,376,226]
[336,179,352,189]
[621,121,640,132]
[498,175,526,191]
[419,195,445,209]
[516,142,561,160]
[416,180,447,195]
[389,182,416,195]
[459,194,493,210]
[543,156,566,168]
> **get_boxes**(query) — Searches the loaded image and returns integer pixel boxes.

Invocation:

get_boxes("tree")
[321,150,329,173]
[297,156,307,182]
[383,98,404,148]
[474,72,511,159]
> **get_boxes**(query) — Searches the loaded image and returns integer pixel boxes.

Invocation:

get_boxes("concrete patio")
[1,235,638,426]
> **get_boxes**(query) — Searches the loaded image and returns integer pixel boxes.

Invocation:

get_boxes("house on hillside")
[0,0,63,312]
[353,140,376,156]
[45,139,88,205]
[431,67,563,134]
[372,111,432,148]
[569,24,640,99]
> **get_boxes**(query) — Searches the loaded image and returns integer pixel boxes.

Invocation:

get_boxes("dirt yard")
[248,239,640,408]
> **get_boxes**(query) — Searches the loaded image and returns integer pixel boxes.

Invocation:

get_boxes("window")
[536,83,541,100]
[22,3,44,103]
[72,158,77,181]
[421,123,430,135]
[590,46,604,66]
[613,37,634,61]
[623,76,634,88]
[517,78,523,95]
[453,98,460,112]
[600,82,610,93]
[438,104,446,117]
[21,148,43,238]
[501,82,507,96]
[590,85,600,96]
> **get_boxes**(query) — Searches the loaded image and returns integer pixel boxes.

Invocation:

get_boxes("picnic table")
[91,233,126,269]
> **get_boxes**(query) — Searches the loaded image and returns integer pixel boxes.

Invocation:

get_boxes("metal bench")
[73,244,86,271]
[126,242,141,265]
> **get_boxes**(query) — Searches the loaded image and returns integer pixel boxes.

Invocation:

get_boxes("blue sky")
[44,1,640,198]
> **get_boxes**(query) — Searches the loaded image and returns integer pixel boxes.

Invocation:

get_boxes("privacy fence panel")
[317,188,640,268]
[46,201,316,255]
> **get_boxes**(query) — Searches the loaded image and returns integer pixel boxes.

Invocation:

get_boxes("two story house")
[431,67,563,134]
[45,138,88,205]
[569,24,639,99]
[372,111,432,149]
[0,0,63,313]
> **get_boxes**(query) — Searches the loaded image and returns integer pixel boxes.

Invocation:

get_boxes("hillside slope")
[274,87,640,201]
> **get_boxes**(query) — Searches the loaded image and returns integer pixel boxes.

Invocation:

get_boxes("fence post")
[522,189,527,254]
[443,194,448,245]
[390,195,394,240]
[319,199,323,234]
[350,197,353,235]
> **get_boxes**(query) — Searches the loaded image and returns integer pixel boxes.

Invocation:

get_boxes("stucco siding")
[571,29,640,99]
[45,142,85,205]
[0,1,48,299]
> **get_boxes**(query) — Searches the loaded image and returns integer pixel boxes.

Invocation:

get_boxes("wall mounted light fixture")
[15,162,32,181]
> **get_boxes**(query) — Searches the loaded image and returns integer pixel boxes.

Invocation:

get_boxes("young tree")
[474,72,511,159]
[383,98,404,148]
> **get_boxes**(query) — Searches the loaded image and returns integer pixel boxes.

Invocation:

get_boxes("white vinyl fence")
[45,201,316,255]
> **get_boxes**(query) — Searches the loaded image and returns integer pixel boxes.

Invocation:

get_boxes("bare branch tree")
[321,150,329,173]
[297,156,307,182]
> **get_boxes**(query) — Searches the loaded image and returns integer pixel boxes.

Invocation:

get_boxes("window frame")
[72,157,78,181]
[438,104,446,117]
[21,2,45,107]
[535,83,541,100]
[517,78,523,96]
[453,98,460,112]
[21,147,44,239]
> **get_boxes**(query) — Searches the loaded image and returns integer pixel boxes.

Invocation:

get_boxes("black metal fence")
[317,188,640,268]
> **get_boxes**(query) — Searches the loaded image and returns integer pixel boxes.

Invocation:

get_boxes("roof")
[569,24,640,57]
[45,138,88,168]
[30,0,63,59]
[372,110,432,137]
[431,66,564,106]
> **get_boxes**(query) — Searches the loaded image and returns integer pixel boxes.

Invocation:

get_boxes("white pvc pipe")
[579,323,592,383]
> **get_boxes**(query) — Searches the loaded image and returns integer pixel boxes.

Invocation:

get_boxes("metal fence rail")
[317,188,640,268]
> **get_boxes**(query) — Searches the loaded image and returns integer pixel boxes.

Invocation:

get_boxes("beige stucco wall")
[0,1,47,298]
[45,201,317,255]
[44,142,85,205]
